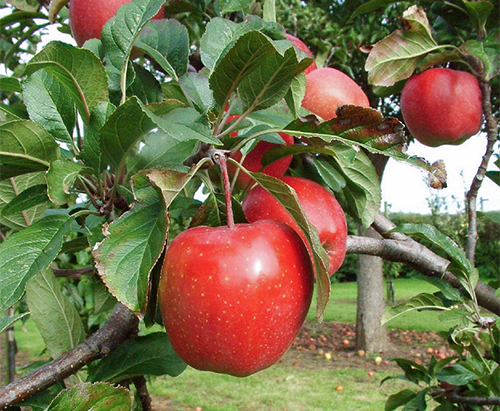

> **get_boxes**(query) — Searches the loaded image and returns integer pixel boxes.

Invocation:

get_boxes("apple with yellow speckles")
[242,176,347,277]
[159,219,314,377]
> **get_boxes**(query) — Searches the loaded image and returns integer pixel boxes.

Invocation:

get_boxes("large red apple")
[159,220,314,377]
[69,0,164,47]
[242,176,347,276]
[301,67,370,120]
[286,33,317,74]
[400,68,482,147]
[227,115,294,188]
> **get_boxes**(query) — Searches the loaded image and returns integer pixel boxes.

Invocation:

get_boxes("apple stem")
[213,150,235,229]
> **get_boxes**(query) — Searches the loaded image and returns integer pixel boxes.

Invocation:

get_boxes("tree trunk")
[0,327,7,386]
[355,226,389,352]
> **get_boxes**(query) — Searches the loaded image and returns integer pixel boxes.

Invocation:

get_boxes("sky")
[4,19,499,216]
[381,134,499,214]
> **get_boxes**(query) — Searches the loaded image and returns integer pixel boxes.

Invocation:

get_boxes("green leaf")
[402,388,428,411]
[0,214,73,311]
[0,75,22,93]
[126,63,163,104]
[383,293,448,325]
[284,73,306,118]
[5,0,40,12]
[25,42,108,124]
[200,17,239,71]
[101,0,165,93]
[22,70,76,143]
[89,332,187,382]
[0,120,59,180]
[210,30,312,112]
[312,157,346,192]
[385,389,417,411]
[79,102,116,174]
[0,184,48,217]
[333,146,381,228]
[99,97,217,171]
[220,0,254,13]
[46,159,85,205]
[419,276,464,303]
[92,175,167,314]
[135,18,190,80]
[486,170,500,187]
[179,72,215,113]
[46,382,131,411]
[436,364,480,386]
[393,224,476,297]
[365,5,447,86]
[0,312,29,334]
[26,269,86,359]
[0,173,48,230]
[146,159,213,209]
[463,0,494,34]
[126,130,198,175]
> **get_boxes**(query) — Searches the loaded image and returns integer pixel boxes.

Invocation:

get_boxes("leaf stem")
[212,150,235,229]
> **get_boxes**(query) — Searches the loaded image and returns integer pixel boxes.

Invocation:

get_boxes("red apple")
[400,68,482,147]
[69,0,164,47]
[301,67,370,120]
[286,33,317,74]
[227,115,294,188]
[242,176,347,276]
[159,219,314,377]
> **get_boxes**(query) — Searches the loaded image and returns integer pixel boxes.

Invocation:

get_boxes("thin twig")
[465,79,498,265]
[132,376,152,411]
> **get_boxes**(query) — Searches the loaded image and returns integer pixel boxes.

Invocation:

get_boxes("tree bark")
[355,226,389,352]
[0,304,138,411]
[0,325,7,387]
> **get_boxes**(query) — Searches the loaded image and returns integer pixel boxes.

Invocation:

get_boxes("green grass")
[308,277,455,332]
[12,277,445,410]
[149,363,410,411]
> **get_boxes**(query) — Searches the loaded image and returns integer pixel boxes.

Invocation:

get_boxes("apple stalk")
[213,150,235,229]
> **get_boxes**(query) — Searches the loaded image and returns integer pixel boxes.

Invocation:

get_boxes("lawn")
[313,276,456,332]
[13,277,448,411]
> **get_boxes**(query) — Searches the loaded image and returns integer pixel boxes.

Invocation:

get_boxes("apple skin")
[159,220,314,377]
[242,176,347,277]
[301,67,370,120]
[400,68,482,147]
[69,0,164,47]
[286,34,317,74]
[227,115,294,188]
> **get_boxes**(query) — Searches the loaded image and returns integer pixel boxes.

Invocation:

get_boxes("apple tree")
[0,0,498,410]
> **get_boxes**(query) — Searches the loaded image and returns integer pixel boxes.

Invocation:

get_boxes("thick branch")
[465,79,498,264]
[347,214,500,315]
[450,392,500,407]
[0,304,138,410]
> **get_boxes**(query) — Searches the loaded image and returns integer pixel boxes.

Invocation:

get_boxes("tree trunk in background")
[0,331,7,386]
[355,153,390,353]
[355,227,389,352]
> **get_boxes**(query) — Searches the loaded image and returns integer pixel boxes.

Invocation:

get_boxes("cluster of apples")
[68,0,482,377]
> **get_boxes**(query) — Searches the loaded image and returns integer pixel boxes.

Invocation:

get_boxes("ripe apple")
[69,0,164,47]
[301,67,370,120]
[159,219,314,377]
[242,176,347,276]
[286,33,317,74]
[227,115,294,188]
[400,68,482,147]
